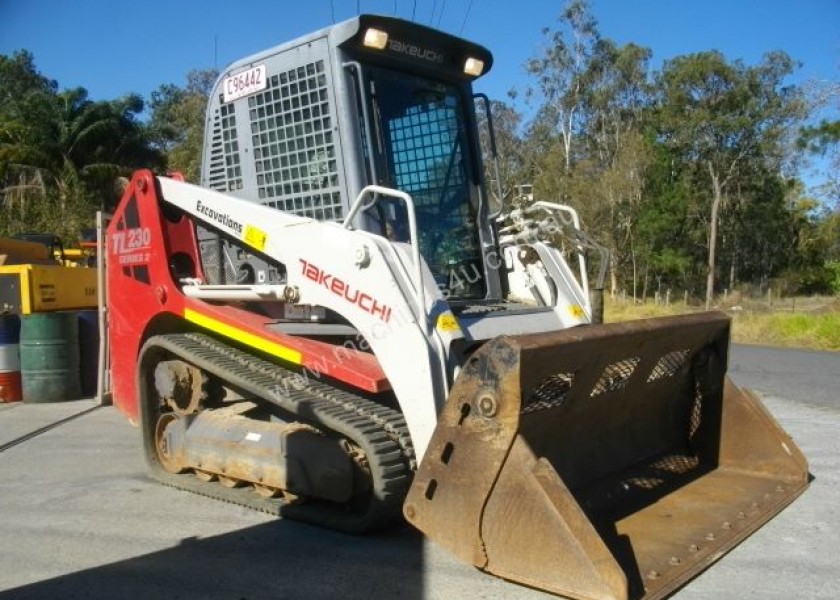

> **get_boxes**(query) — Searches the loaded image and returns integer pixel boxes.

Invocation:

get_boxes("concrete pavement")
[0,354,837,599]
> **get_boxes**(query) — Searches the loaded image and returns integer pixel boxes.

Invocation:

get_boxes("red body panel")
[107,171,388,423]
[191,302,391,392]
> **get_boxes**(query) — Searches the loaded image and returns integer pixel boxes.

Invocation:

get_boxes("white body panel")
[157,177,594,461]
[159,177,445,459]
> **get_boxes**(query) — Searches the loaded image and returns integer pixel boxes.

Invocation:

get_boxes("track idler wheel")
[154,413,186,474]
[154,360,208,416]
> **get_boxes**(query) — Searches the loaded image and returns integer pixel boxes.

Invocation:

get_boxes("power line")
[412,0,417,21]
[330,0,335,23]
[437,0,446,28]
[430,0,437,25]
[459,0,474,34]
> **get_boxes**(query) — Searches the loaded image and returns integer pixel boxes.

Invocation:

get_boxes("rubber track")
[143,333,415,533]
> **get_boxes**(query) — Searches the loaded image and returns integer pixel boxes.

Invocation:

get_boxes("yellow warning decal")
[243,224,268,252]
[184,308,302,364]
[436,312,461,332]
[568,304,585,319]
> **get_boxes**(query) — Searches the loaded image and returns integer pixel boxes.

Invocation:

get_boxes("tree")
[3,86,162,208]
[1,51,163,238]
[0,51,56,184]
[580,39,652,165]
[148,69,218,181]
[656,50,806,307]
[721,165,798,291]
[475,97,528,209]
[524,0,600,174]
[576,39,653,296]
[0,50,56,114]
[799,78,840,208]
[636,142,695,295]
[513,2,663,297]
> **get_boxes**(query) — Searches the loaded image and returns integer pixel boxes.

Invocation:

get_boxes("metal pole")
[95,211,113,405]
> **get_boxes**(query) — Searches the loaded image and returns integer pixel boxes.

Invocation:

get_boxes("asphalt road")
[0,344,837,600]
[728,344,839,410]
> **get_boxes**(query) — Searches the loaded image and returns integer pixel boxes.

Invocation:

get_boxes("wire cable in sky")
[459,0,473,34]
[412,0,417,21]
[437,0,446,28]
[430,0,437,25]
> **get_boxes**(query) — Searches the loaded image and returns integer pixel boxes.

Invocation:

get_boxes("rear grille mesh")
[248,60,343,221]
[206,102,242,193]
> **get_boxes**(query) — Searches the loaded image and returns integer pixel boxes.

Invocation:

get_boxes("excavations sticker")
[196,199,244,235]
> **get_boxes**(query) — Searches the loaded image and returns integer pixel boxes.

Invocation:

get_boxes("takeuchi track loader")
[106,14,809,600]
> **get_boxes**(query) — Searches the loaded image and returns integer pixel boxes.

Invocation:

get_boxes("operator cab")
[336,18,494,301]
[200,15,502,304]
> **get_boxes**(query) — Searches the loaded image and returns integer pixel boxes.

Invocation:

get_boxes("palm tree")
[1,51,163,237]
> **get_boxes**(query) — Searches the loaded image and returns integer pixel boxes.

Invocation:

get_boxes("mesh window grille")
[206,101,243,192]
[249,60,342,221]
[387,104,467,221]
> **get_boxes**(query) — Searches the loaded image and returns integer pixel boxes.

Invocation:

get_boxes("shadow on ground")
[1,518,425,600]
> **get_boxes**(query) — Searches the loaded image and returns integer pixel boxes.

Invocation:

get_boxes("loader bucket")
[404,312,808,600]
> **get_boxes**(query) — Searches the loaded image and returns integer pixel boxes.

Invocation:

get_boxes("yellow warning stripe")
[184,308,302,364]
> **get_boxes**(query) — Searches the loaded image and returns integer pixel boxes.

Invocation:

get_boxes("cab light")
[463,57,485,77]
[363,28,389,50]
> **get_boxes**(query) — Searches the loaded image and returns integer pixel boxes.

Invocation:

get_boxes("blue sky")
[1,0,836,102]
[1,0,838,186]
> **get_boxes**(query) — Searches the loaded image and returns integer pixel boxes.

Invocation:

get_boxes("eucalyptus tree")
[576,39,653,296]
[655,50,806,307]
[516,1,662,296]
[524,0,600,176]
[475,98,527,209]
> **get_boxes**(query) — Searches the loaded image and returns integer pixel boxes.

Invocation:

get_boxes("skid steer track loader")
[105,14,808,600]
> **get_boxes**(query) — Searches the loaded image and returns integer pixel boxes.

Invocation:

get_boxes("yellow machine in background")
[0,264,98,314]
[0,235,98,314]
[0,237,52,264]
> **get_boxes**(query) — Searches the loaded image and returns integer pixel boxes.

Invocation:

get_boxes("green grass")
[731,311,840,351]
[604,298,840,351]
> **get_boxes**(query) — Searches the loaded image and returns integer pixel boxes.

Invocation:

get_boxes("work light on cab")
[363,28,389,50]
[463,57,485,76]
